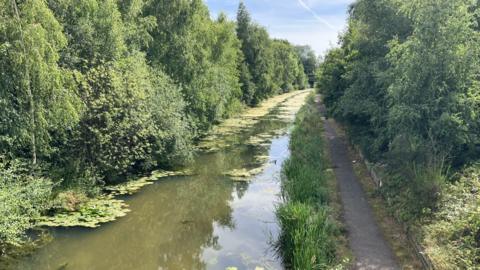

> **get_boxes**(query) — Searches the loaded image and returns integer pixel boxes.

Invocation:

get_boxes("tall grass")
[276,95,340,269]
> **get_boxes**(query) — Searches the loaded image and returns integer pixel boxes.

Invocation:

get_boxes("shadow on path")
[318,99,399,270]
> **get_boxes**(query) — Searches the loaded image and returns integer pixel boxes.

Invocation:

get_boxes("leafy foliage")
[295,45,318,87]
[318,0,480,267]
[0,158,52,245]
[236,2,307,105]
[422,164,480,269]
[0,0,80,163]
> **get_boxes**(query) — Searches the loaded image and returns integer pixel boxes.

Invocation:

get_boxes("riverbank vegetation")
[317,0,480,268]
[0,0,314,252]
[276,96,346,269]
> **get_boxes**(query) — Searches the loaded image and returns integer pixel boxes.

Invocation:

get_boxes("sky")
[204,0,355,56]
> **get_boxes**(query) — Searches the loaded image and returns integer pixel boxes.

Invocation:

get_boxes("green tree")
[147,70,193,168]
[0,0,80,164]
[236,3,276,104]
[47,0,127,70]
[273,40,307,92]
[72,54,155,182]
[387,0,480,163]
[295,45,317,87]
[146,0,243,131]
[316,48,347,117]
[319,0,411,159]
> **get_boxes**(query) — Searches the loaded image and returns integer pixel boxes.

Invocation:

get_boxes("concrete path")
[318,101,400,270]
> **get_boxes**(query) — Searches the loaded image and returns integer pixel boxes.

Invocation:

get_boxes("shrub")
[0,159,52,245]
[422,164,480,269]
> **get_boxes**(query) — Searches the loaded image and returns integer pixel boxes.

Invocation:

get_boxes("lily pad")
[36,195,130,228]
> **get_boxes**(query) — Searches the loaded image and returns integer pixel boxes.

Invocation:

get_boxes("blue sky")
[204,0,354,56]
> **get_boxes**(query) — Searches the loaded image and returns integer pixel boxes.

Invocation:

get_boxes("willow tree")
[0,0,79,164]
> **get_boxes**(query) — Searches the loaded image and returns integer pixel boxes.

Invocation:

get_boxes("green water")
[13,115,295,270]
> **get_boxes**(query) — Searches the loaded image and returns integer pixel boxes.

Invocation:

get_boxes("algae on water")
[37,170,193,228]
[199,90,311,152]
[36,195,130,228]
[105,170,194,196]
[224,166,268,182]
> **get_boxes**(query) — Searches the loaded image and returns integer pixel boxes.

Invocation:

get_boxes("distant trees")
[295,45,318,87]
[273,40,308,92]
[0,0,308,244]
[236,2,307,105]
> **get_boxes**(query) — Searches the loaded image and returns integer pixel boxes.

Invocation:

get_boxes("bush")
[0,159,52,245]
[422,164,480,269]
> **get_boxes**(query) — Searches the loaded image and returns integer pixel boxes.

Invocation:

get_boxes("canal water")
[13,92,308,270]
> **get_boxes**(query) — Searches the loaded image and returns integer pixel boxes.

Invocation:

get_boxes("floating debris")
[253,155,270,165]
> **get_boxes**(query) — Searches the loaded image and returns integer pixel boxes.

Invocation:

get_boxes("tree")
[236,3,277,104]
[0,0,80,164]
[295,45,317,87]
[236,2,256,104]
[72,54,155,182]
[320,0,411,159]
[316,48,347,117]
[273,40,307,92]
[387,0,480,163]
[146,0,243,131]
[47,0,128,70]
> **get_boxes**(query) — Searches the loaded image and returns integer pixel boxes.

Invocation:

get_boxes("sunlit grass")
[276,95,345,269]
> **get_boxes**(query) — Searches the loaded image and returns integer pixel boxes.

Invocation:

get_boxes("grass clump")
[276,95,346,269]
[277,203,336,269]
